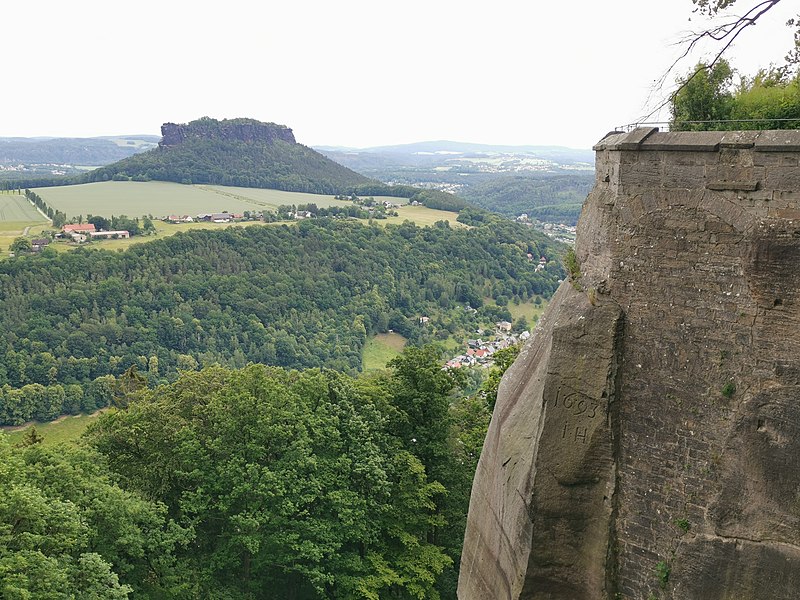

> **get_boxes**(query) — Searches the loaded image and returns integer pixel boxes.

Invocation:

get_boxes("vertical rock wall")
[459,128,800,600]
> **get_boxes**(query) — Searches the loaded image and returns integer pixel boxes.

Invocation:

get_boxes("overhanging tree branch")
[640,0,784,124]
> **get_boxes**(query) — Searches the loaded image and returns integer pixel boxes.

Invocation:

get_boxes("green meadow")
[1,410,109,447]
[0,192,50,254]
[362,333,408,371]
[383,204,463,227]
[34,181,409,218]
[4,182,463,256]
[507,297,549,323]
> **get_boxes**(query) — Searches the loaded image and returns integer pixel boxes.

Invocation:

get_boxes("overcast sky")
[3,1,796,148]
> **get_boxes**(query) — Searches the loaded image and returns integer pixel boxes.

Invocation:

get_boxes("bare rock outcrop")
[160,117,296,147]
[459,128,800,599]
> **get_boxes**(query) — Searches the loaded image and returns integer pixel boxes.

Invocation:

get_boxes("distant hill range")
[316,140,594,174]
[85,117,374,195]
[0,135,159,165]
[0,123,592,223]
[316,140,594,226]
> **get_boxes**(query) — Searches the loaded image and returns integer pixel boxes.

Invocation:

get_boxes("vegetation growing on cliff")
[671,59,800,130]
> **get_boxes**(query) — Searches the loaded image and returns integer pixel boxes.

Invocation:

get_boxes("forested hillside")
[85,117,373,193]
[0,350,493,598]
[460,174,594,225]
[0,219,564,426]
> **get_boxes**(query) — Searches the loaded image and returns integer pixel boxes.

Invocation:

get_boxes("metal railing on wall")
[615,118,800,132]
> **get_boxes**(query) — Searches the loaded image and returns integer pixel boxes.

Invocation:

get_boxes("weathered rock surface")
[160,117,296,147]
[459,128,800,599]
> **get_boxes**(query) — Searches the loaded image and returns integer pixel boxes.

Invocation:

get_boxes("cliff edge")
[459,128,800,600]
[159,117,296,147]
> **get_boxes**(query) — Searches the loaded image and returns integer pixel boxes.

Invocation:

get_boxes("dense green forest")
[460,174,593,226]
[671,59,800,130]
[0,219,564,426]
[0,348,496,598]
[85,138,371,193]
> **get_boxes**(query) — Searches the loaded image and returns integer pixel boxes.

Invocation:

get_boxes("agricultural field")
[34,181,409,219]
[362,333,407,371]
[201,185,407,211]
[384,204,464,227]
[0,192,50,254]
[35,181,260,217]
[0,192,47,222]
[1,410,109,447]
[6,182,462,257]
[67,205,463,254]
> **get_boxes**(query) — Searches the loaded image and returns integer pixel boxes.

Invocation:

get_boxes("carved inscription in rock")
[553,391,601,445]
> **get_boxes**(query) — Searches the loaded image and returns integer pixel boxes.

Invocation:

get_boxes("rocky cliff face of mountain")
[458,128,800,600]
[160,117,296,147]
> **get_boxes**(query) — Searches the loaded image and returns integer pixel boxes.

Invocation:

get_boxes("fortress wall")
[459,128,800,600]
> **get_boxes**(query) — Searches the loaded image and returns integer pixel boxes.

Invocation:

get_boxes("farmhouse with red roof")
[62,223,96,234]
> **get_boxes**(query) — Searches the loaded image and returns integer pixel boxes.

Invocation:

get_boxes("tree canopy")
[78,349,486,598]
[671,58,800,129]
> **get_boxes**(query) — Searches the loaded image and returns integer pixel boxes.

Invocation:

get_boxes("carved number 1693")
[554,394,598,419]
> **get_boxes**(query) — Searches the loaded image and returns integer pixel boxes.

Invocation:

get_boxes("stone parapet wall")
[459,128,800,600]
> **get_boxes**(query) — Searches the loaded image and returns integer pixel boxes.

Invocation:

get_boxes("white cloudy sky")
[3,0,796,148]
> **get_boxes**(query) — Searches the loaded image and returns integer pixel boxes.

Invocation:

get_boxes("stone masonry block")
[663,164,706,188]
[764,166,800,191]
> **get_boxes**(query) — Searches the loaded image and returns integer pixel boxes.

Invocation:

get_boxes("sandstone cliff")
[459,128,800,600]
[159,117,296,147]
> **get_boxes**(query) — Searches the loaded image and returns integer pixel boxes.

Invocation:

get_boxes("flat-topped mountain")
[159,118,296,146]
[85,117,373,194]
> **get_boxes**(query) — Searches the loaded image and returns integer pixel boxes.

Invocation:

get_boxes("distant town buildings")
[444,328,531,370]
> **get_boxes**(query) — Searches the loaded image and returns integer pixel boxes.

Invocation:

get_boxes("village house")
[62,223,96,234]
[496,320,512,333]
[89,230,130,240]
